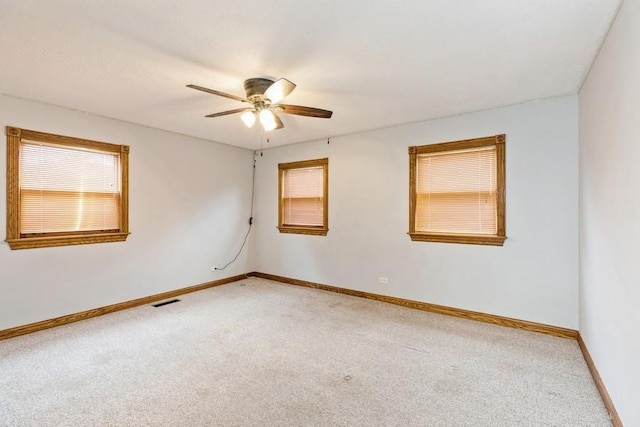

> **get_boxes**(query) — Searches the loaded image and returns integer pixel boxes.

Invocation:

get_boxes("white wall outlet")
[378,277,389,284]
[210,266,218,272]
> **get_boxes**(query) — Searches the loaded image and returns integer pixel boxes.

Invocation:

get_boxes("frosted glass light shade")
[259,109,277,131]
[240,111,256,128]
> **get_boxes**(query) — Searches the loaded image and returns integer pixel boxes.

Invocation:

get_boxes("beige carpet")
[0,278,611,426]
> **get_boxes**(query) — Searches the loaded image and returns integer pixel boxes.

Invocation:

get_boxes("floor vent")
[152,299,180,307]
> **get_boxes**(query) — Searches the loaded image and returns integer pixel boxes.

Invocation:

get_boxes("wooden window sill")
[6,232,130,250]
[409,232,506,246]
[278,226,328,236]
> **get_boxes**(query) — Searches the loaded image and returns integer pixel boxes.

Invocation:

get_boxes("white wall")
[253,96,579,329]
[0,95,254,330]
[579,1,640,425]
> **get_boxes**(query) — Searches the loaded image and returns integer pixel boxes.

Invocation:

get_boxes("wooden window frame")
[408,134,506,246]
[278,158,328,236]
[5,126,130,250]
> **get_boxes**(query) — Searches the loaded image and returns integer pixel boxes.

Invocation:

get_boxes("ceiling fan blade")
[264,78,296,104]
[273,113,284,130]
[187,84,248,102]
[278,104,333,118]
[205,108,252,118]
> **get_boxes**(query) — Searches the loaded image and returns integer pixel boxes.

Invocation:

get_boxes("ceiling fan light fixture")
[259,109,277,131]
[187,77,332,131]
[240,110,256,128]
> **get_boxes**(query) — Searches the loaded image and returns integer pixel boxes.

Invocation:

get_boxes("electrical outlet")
[210,266,218,272]
[378,277,389,284]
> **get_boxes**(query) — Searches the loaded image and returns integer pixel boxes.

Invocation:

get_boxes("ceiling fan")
[187,77,332,131]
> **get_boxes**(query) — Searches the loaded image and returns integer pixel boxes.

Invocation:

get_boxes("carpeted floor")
[0,278,611,426]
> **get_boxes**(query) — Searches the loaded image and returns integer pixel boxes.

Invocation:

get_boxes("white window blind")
[416,146,497,234]
[19,142,121,235]
[282,166,324,226]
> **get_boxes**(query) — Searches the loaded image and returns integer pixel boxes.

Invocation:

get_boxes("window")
[408,134,505,246]
[278,158,328,236]
[5,126,130,250]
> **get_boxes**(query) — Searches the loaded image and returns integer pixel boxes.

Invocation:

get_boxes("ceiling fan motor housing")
[244,78,275,101]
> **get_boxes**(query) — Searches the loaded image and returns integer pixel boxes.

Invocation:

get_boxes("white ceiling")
[0,0,621,150]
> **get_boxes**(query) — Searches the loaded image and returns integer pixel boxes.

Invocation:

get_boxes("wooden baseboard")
[0,274,248,341]
[1,270,578,342]
[578,334,622,427]
[248,272,578,339]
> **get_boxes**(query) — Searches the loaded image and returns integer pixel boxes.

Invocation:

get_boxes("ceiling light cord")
[214,152,257,271]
